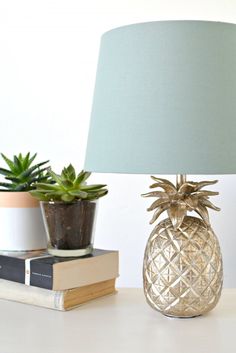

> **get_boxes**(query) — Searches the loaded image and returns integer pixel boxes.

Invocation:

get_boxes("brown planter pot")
[40,200,97,257]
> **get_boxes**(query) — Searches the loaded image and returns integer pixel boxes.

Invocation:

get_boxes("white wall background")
[0,0,236,287]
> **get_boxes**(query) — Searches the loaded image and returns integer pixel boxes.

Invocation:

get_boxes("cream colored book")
[0,278,117,311]
[0,249,119,290]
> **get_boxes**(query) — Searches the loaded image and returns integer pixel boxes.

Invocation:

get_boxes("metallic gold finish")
[176,174,186,189]
[142,176,223,317]
[143,216,223,317]
[142,176,220,230]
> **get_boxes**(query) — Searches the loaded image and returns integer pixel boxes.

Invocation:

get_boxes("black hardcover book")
[0,249,119,290]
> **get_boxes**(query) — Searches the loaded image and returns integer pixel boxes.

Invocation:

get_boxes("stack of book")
[0,249,119,311]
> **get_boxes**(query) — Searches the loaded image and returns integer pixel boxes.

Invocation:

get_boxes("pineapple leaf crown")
[30,164,108,202]
[0,152,50,191]
[142,176,220,230]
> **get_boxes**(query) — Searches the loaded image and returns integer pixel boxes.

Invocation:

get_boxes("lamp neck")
[176,174,187,189]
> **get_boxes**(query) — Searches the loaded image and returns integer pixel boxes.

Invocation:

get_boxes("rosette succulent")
[30,164,108,202]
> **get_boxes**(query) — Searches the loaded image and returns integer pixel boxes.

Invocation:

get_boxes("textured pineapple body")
[143,216,223,317]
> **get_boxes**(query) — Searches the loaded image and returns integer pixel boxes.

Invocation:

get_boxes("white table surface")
[0,288,235,353]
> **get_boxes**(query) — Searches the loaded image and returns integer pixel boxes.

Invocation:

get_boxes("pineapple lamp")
[84,21,236,318]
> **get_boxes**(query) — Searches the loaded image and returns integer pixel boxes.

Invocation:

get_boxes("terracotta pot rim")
[0,191,39,208]
[0,190,32,193]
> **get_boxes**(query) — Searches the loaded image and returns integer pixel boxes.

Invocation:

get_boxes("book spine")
[30,258,53,290]
[0,278,117,311]
[0,250,119,291]
[0,256,25,284]
[0,279,64,310]
[0,255,54,290]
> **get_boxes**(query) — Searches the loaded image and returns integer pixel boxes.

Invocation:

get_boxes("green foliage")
[30,164,108,202]
[0,152,50,191]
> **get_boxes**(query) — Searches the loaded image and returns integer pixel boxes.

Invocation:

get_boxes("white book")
[0,278,117,311]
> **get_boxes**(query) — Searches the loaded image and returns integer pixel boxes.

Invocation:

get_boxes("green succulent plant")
[30,164,108,202]
[0,152,50,191]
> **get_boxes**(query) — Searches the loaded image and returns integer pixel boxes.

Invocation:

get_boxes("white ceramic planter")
[0,192,47,251]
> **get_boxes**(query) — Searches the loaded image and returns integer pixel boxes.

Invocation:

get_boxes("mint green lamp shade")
[85,21,236,174]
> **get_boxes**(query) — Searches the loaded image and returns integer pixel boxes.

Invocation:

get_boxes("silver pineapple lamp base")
[142,175,223,318]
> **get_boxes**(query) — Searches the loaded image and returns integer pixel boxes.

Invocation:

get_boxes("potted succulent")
[0,152,50,251]
[30,164,108,257]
